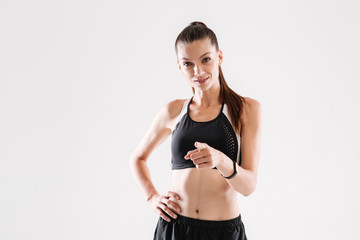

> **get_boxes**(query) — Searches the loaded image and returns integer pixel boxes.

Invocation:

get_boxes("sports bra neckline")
[187,96,225,123]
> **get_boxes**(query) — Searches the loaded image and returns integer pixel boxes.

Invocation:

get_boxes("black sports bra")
[171,96,241,170]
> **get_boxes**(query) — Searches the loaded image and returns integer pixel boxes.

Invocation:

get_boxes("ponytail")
[175,21,245,134]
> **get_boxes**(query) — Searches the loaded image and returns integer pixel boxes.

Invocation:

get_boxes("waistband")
[171,213,242,229]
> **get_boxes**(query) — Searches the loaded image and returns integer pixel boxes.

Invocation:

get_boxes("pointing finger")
[184,149,200,159]
[195,142,208,150]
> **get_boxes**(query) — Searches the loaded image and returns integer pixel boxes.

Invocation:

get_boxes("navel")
[195,209,199,214]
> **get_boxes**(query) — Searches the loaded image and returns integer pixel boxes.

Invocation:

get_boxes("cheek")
[182,68,193,77]
[213,60,219,67]
[206,62,217,73]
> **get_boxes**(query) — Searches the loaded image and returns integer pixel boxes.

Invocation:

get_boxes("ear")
[218,50,223,66]
[177,59,181,70]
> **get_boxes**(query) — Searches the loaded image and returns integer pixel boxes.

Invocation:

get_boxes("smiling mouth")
[194,76,209,84]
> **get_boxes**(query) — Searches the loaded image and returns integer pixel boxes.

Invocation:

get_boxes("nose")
[193,63,204,76]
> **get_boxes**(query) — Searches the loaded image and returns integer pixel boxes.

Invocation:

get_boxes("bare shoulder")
[131,98,187,160]
[242,97,262,125]
[159,98,187,129]
[164,98,187,119]
[243,96,262,110]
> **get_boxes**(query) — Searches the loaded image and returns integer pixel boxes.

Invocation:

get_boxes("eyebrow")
[180,52,212,60]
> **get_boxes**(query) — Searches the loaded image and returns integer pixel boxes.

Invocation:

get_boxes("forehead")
[177,38,216,60]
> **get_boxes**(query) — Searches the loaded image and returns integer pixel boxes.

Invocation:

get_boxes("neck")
[192,82,222,108]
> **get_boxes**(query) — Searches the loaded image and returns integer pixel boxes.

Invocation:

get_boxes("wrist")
[146,192,159,203]
[217,154,234,177]
[221,160,238,179]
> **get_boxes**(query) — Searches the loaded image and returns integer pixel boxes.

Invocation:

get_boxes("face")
[176,38,223,92]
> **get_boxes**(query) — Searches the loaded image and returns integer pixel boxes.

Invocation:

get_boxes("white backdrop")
[1,0,359,239]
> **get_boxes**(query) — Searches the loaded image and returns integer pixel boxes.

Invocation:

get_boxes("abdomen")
[170,168,240,220]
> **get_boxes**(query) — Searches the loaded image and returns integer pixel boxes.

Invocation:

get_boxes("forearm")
[129,157,159,201]
[216,155,257,196]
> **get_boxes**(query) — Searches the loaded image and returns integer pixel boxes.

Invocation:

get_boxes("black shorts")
[153,213,247,240]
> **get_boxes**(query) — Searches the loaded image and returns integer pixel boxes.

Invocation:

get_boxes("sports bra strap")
[170,98,192,132]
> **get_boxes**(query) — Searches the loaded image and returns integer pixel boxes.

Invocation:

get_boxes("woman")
[129,21,262,240]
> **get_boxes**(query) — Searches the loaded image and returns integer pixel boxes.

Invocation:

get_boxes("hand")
[184,141,224,169]
[147,191,182,222]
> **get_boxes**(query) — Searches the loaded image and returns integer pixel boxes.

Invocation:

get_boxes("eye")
[203,57,211,62]
[183,62,192,67]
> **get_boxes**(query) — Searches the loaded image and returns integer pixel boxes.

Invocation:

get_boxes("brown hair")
[175,21,245,134]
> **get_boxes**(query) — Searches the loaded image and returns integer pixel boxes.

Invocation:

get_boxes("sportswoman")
[130,21,262,240]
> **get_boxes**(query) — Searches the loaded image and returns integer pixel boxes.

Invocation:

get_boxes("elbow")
[129,158,134,171]
[129,154,146,171]
[129,155,135,169]
[129,154,140,172]
[242,180,257,197]
[242,188,255,197]
[129,156,141,179]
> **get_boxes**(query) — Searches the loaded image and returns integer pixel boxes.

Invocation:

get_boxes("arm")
[129,104,171,201]
[184,97,262,196]
[217,98,262,196]
[129,99,183,221]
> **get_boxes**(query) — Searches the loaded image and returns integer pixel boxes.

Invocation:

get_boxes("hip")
[153,213,247,240]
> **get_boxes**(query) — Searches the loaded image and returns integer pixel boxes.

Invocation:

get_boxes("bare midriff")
[170,168,240,221]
